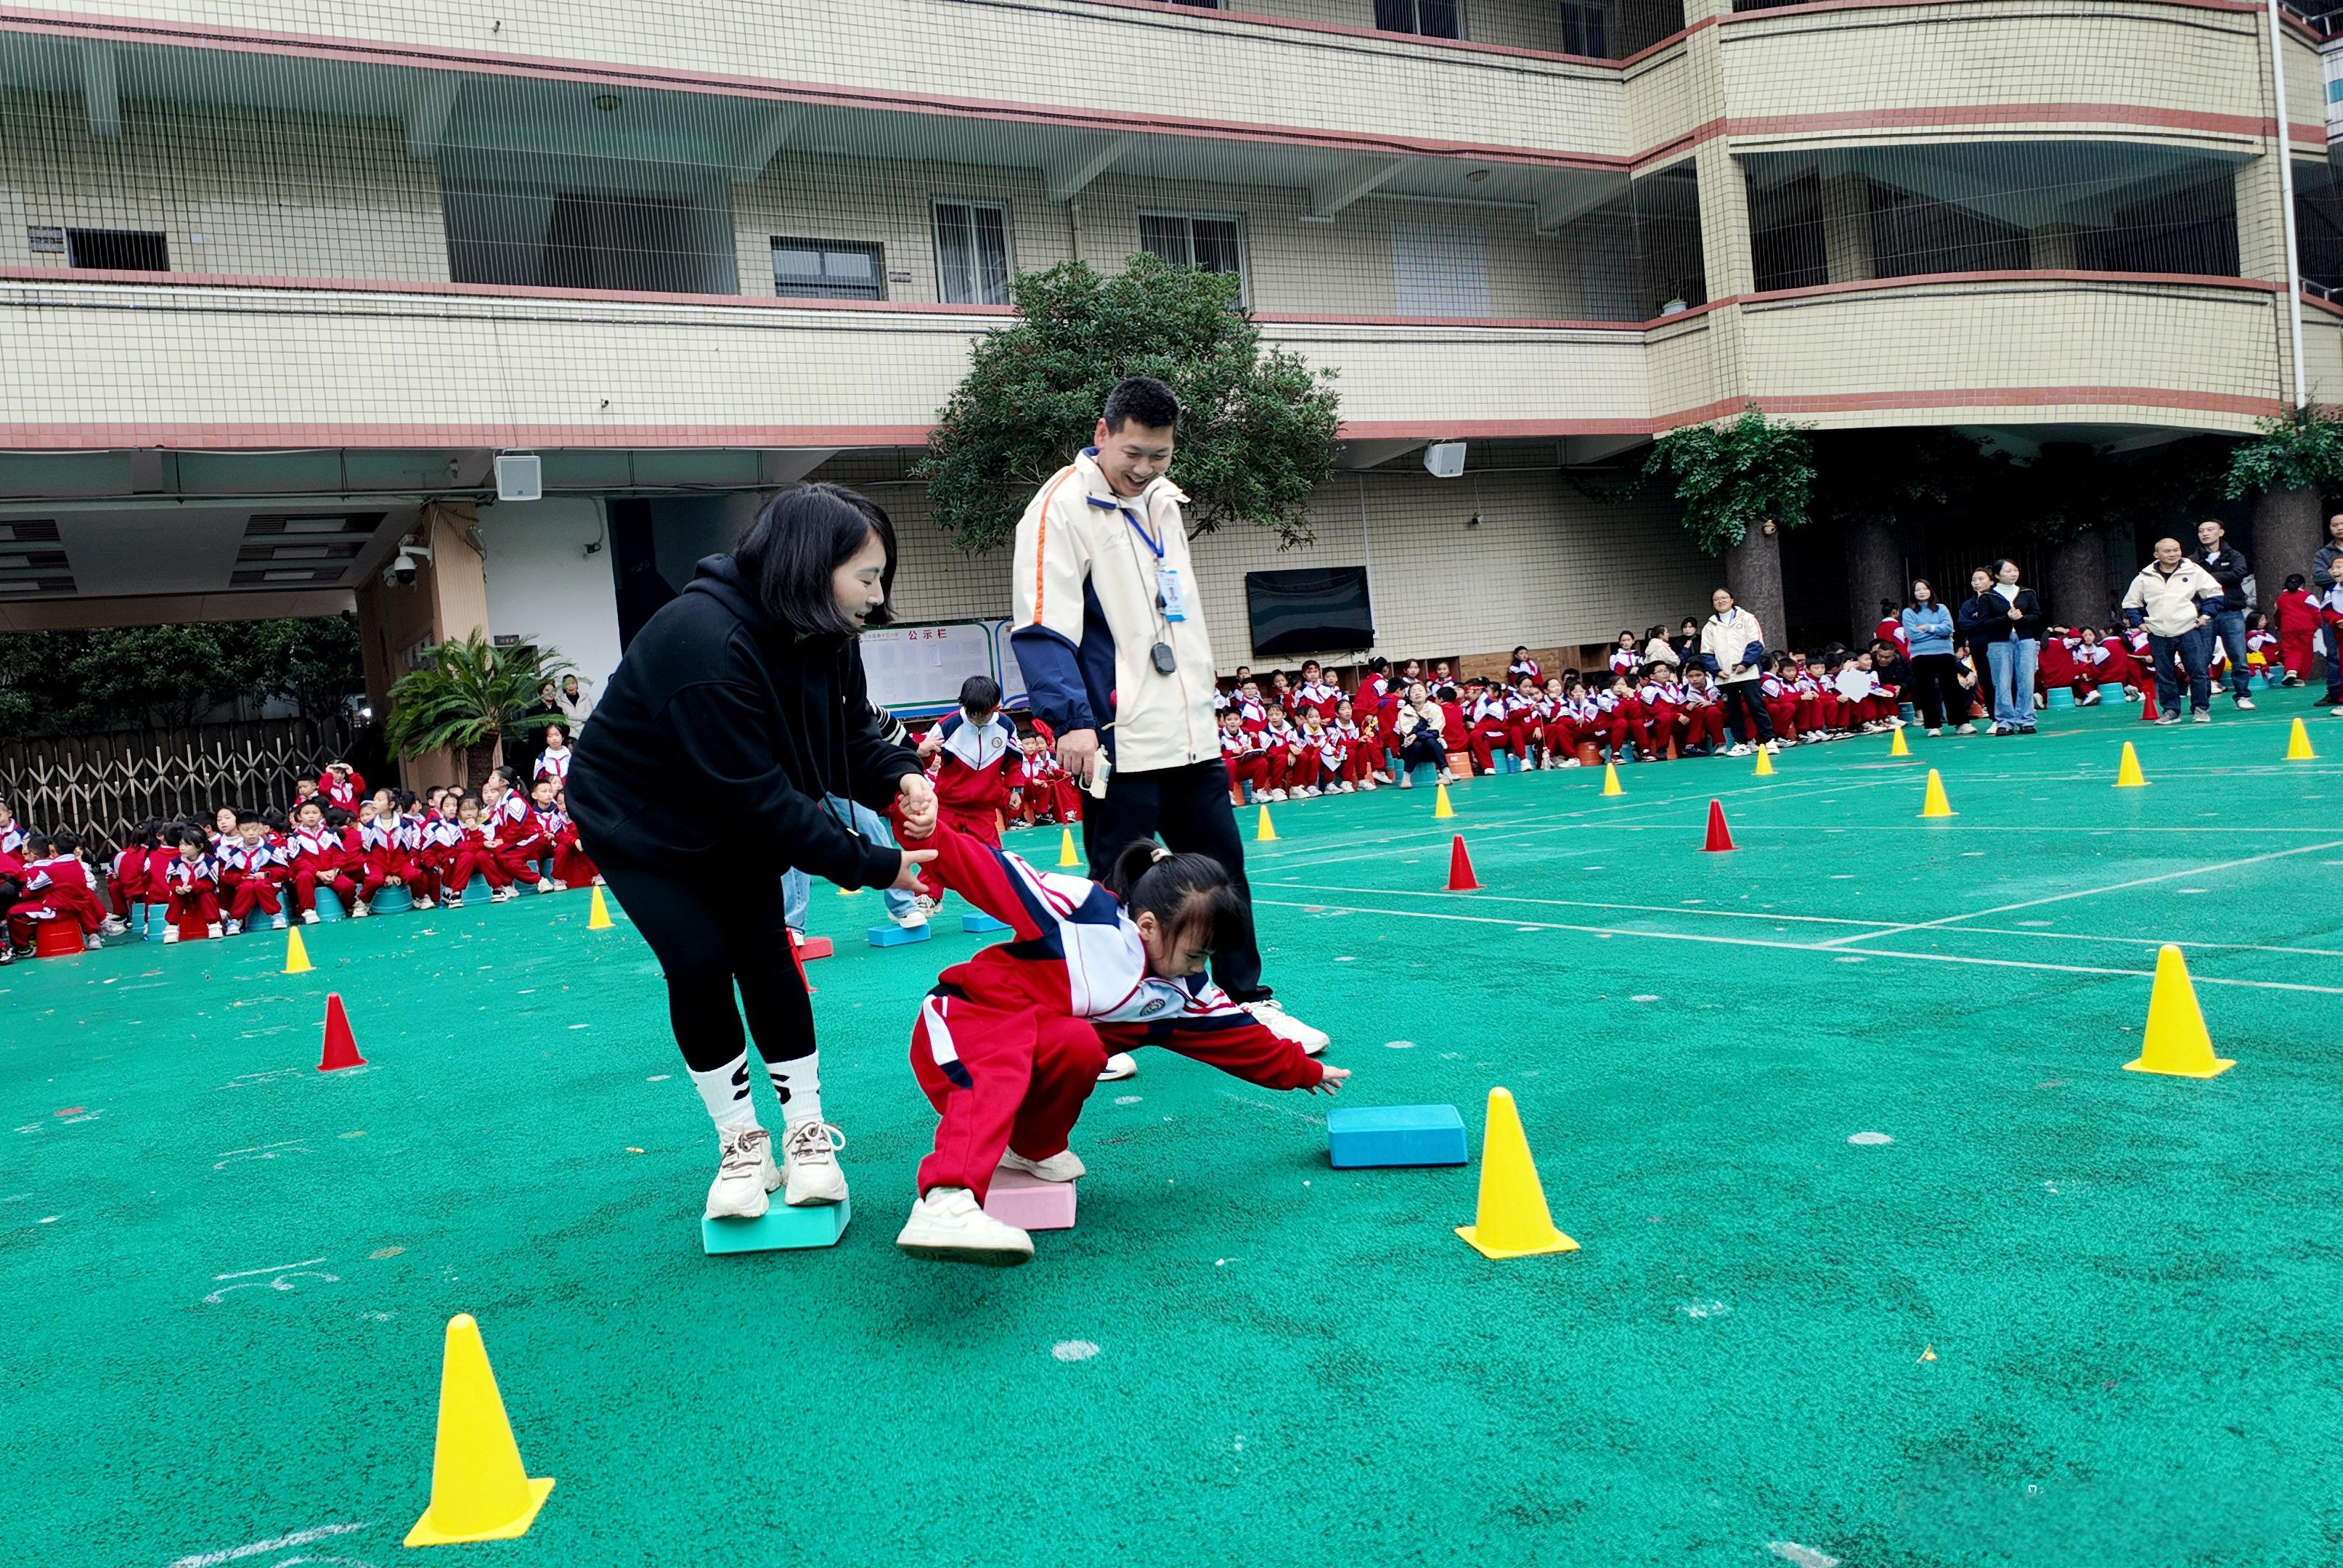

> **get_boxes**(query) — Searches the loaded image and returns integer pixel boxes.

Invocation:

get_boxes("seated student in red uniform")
[1332,698,1378,790]
[887,815,1346,1266]
[286,800,360,924]
[478,773,554,894]
[213,811,288,934]
[910,675,1019,911]
[2275,573,2320,687]
[4,831,99,955]
[1760,657,1802,744]
[547,788,602,888]
[1292,661,1342,725]
[1255,704,1299,801]
[1218,709,1266,804]
[105,820,160,925]
[1464,682,1514,775]
[1507,646,1544,685]
[408,798,461,909]
[160,828,224,943]
[142,820,183,921]
[288,776,322,819]
[317,759,366,812]
[444,795,511,907]
[2244,612,2281,688]
[502,776,564,888]
[2063,626,2111,704]
[1679,666,1729,754]
[1607,632,1641,678]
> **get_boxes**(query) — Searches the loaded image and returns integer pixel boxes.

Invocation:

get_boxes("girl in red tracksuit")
[446,796,512,906]
[161,829,224,942]
[892,817,1348,1265]
[107,820,160,920]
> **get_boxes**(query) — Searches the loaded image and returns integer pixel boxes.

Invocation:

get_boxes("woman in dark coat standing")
[569,483,937,1225]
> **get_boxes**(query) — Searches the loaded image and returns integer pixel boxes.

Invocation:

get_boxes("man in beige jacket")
[2122,536,2225,723]
[1010,377,1328,1076]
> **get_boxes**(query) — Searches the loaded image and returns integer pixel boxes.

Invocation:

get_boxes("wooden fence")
[0,719,356,855]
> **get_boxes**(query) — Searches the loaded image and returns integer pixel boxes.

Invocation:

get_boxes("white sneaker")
[592,874,606,886]
[2193,709,2212,724]
[493,886,518,903]
[1242,997,1329,1056]
[356,899,375,915]
[270,914,288,930]
[706,1123,780,1220]
[414,897,436,910]
[99,915,127,936]
[1396,773,1414,789]
[1955,723,1979,735]
[2237,696,2257,711]
[84,935,102,951]
[1763,740,1782,754]
[913,893,938,919]
[301,909,319,926]
[162,926,181,944]
[224,919,242,936]
[895,1186,1033,1267]
[536,877,555,894]
[1000,1148,1086,1182]
[895,905,929,930]
[205,923,224,939]
[780,1119,848,1206]
[1438,769,1456,783]
[1097,1051,1138,1082]
[1726,743,1753,758]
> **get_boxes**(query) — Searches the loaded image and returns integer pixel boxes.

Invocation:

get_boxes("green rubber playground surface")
[7,703,2342,1568]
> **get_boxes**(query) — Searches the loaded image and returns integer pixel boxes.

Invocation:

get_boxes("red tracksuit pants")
[1766,699,1801,740]
[221,872,281,921]
[292,865,359,913]
[910,996,1107,1201]
[1466,719,1512,772]
[449,848,509,893]
[1681,706,1726,748]
[170,889,221,931]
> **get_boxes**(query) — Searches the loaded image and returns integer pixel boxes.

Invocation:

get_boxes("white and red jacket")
[907,817,1327,1090]
[926,710,1019,818]
[317,768,366,811]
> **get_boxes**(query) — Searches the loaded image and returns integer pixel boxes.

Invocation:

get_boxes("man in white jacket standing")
[2122,536,2225,723]
[1011,377,1328,1077]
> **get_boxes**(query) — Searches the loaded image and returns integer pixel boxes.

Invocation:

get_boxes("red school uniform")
[105,843,150,918]
[2275,587,2322,679]
[901,815,1326,1204]
[317,768,367,812]
[7,853,107,946]
[288,822,359,915]
[212,838,286,923]
[162,852,223,931]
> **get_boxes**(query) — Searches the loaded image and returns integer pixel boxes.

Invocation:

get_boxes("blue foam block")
[961,911,1012,934]
[1326,1103,1470,1168]
[701,1197,851,1254]
[867,922,932,947]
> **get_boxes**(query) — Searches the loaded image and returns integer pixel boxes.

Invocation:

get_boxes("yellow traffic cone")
[836,883,860,896]
[1056,828,1080,868]
[1888,724,1911,758]
[2114,741,2148,788]
[1918,768,1955,818]
[1255,804,1278,843]
[283,926,314,975]
[1600,761,1623,797]
[1433,782,1456,820]
[2286,717,2317,761]
[2124,945,2234,1078]
[1752,746,1774,777]
[1455,1087,1578,1259]
[404,1314,555,1546]
[586,886,614,931]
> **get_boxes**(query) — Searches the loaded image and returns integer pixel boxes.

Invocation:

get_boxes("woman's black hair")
[1989,558,2021,581]
[735,481,897,637]
[1908,578,1937,608]
[1099,839,1247,958]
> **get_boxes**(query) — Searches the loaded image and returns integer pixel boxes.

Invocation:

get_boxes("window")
[1374,0,1460,37]
[933,200,1013,306]
[67,228,168,271]
[1390,221,1489,317]
[1559,1,1608,57]
[771,237,885,300]
[1138,213,1246,297]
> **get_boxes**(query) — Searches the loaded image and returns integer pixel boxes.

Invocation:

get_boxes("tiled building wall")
[0,91,448,280]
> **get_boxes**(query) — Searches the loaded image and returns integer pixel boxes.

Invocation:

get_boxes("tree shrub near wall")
[1644,407,1815,645]
[385,632,569,791]
[0,615,362,738]
[918,253,1342,554]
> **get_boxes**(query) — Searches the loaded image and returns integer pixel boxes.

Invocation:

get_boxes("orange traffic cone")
[318,992,366,1072]
[1446,835,1480,891]
[2139,683,2159,722]
[1701,799,1735,852]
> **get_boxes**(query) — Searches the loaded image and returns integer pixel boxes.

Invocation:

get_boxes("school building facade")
[2,0,2339,733]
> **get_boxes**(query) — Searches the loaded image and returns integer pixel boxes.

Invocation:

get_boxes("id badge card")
[1156,565,1188,623]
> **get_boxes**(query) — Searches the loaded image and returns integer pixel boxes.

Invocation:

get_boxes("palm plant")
[385,632,570,790]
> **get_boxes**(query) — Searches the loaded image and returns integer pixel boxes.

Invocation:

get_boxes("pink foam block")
[983,1167,1077,1231]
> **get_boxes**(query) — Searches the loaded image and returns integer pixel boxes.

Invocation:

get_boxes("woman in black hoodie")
[569,483,936,1226]
[1959,558,2044,735]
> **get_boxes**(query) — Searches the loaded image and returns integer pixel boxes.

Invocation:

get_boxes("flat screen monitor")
[1244,566,1374,657]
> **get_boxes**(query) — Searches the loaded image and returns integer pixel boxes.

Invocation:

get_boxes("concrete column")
[1820,173,1875,284]
[2044,528,2116,627]
[2027,223,2080,270]
[2254,485,2324,600]
[1841,518,1902,645]
[355,501,489,790]
[1724,520,1787,656]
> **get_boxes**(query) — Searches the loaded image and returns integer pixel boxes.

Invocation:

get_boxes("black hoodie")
[567,555,916,889]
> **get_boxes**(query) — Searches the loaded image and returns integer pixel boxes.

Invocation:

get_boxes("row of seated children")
[0,801,110,962]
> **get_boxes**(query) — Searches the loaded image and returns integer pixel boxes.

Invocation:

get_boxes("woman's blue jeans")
[1987,637,2039,728]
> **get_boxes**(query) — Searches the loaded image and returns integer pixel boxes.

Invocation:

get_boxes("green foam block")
[701,1196,851,1254]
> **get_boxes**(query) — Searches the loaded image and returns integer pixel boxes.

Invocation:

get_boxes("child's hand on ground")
[1307,1063,1350,1095]
[888,849,938,893]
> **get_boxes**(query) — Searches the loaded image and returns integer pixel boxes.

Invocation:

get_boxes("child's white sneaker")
[1000,1148,1085,1182]
[99,915,127,936]
[780,1119,848,1206]
[591,874,606,886]
[1097,1051,1138,1082]
[84,934,102,951]
[351,899,371,917]
[205,923,224,939]
[223,919,242,936]
[895,1186,1033,1267]
[895,904,928,929]
[413,897,435,910]
[535,876,555,894]
[301,909,319,926]
[706,1124,780,1220]
[1396,772,1414,788]
[269,914,288,930]
[1242,997,1329,1055]
[162,926,181,944]
[492,886,518,903]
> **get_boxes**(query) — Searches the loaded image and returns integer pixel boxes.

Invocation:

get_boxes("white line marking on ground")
[168,1524,370,1568]
[211,1257,327,1281]
[1256,881,1898,931]
[1250,899,2343,995]
[1816,839,2343,947]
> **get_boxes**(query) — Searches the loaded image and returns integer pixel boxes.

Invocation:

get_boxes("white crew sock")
[688,1053,759,1133]
[767,1051,823,1128]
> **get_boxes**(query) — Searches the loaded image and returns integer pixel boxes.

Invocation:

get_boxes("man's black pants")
[1080,759,1268,1001]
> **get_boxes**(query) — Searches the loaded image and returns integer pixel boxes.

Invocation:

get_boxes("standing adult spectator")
[556,673,595,732]
[1899,579,1972,736]
[569,483,938,1226]
[2193,518,2256,711]
[1010,375,1327,1082]
[1641,626,1682,668]
[2314,513,2343,707]
[2121,536,2225,724]
[1698,587,1777,756]
[1965,559,2042,735]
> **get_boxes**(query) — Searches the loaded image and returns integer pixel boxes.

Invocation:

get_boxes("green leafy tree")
[1643,407,1816,556]
[2220,407,2343,500]
[917,252,1343,553]
[0,616,365,737]
[244,615,364,723]
[384,632,569,790]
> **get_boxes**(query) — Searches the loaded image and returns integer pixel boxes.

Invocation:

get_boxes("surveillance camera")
[384,561,417,588]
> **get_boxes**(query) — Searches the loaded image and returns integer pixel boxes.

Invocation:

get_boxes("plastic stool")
[33,921,83,958]
[369,884,415,915]
[2045,686,2077,710]
[313,887,347,921]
